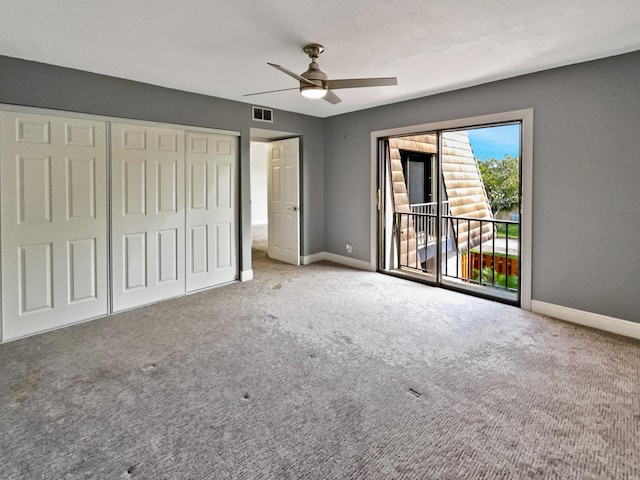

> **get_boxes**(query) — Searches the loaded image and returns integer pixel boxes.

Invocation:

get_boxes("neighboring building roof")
[441,131,494,251]
[388,132,493,267]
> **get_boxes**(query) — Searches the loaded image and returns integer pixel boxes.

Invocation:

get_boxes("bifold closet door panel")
[186,132,238,292]
[0,111,108,340]
[111,123,185,312]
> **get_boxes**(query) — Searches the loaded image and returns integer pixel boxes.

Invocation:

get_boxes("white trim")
[531,300,640,340]
[302,251,375,271]
[323,252,374,271]
[186,280,238,294]
[370,108,534,310]
[301,252,326,265]
[240,269,254,281]
[0,103,241,136]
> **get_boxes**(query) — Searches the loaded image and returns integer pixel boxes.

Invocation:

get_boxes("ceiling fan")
[243,43,398,104]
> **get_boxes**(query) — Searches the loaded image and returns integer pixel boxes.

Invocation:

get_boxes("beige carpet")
[0,253,639,479]
[252,223,268,260]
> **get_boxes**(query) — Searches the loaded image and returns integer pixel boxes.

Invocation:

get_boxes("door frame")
[370,109,534,311]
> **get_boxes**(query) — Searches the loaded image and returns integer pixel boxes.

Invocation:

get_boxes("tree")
[476,155,519,216]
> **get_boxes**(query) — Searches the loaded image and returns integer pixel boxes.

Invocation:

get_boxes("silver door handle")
[288,206,299,211]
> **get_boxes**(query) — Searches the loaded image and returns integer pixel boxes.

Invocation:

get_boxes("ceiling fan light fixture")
[300,85,328,99]
[247,43,397,105]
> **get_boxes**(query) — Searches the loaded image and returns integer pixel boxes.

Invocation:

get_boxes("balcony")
[394,205,519,299]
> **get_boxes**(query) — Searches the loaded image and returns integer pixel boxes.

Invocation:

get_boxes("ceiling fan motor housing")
[300,43,328,94]
[301,60,328,92]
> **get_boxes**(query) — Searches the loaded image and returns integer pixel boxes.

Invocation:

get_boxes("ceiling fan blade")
[323,90,342,105]
[267,62,316,86]
[242,87,299,97]
[326,77,398,90]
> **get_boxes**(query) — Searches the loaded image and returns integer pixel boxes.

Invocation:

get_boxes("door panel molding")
[111,123,186,312]
[1,105,240,341]
[185,131,238,292]
[1,111,108,340]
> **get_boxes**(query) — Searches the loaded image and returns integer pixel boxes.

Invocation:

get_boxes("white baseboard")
[531,300,640,340]
[240,269,253,281]
[301,251,375,271]
[301,252,326,265]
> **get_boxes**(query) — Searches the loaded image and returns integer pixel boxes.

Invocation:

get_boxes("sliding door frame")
[370,109,533,311]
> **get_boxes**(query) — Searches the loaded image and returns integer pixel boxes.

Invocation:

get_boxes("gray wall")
[3,51,639,324]
[323,50,640,323]
[0,55,325,273]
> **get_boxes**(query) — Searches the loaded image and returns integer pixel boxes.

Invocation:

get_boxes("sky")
[466,124,520,160]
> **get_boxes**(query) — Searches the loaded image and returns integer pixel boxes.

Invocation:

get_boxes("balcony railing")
[409,201,450,246]
[394,211,519,292]
[444,215,519,291]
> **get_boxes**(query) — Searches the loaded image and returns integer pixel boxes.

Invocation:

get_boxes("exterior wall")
[0,55,325,274]
[389,132,493,252]
[387,140,418,267]
[323,50,640,323]
[441,131,493,251]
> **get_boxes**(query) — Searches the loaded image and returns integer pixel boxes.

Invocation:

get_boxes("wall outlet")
[345,243,352,254]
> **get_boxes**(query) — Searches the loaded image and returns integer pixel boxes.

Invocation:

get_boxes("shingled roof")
[388,131,493,267]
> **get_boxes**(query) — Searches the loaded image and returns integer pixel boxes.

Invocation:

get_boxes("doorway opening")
[249,128,301,266]
[250,141,269,259]
[379,122,523,305]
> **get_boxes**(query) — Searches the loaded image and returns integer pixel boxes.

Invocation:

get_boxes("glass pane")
[379,123,521,306]
[407,160,425,204]
[381,134,438,282]
[440,124,521,303]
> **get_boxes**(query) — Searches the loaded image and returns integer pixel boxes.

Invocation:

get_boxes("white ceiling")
[1,0,640,118]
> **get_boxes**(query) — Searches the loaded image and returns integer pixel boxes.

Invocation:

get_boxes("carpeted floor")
[252,223,268,256]
[1,246,639,479]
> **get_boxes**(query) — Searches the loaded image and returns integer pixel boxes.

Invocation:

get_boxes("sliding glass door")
[378,123,522,305]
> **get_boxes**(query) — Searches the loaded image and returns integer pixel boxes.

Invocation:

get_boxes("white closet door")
[111,123,185,312]
[1,111,108,340]
[186,131,238,291]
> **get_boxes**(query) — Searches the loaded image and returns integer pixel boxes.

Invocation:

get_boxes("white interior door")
[267,138,300,265]
[186,131,238,291]
[111,123,185,312]
[0,111,108,340]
